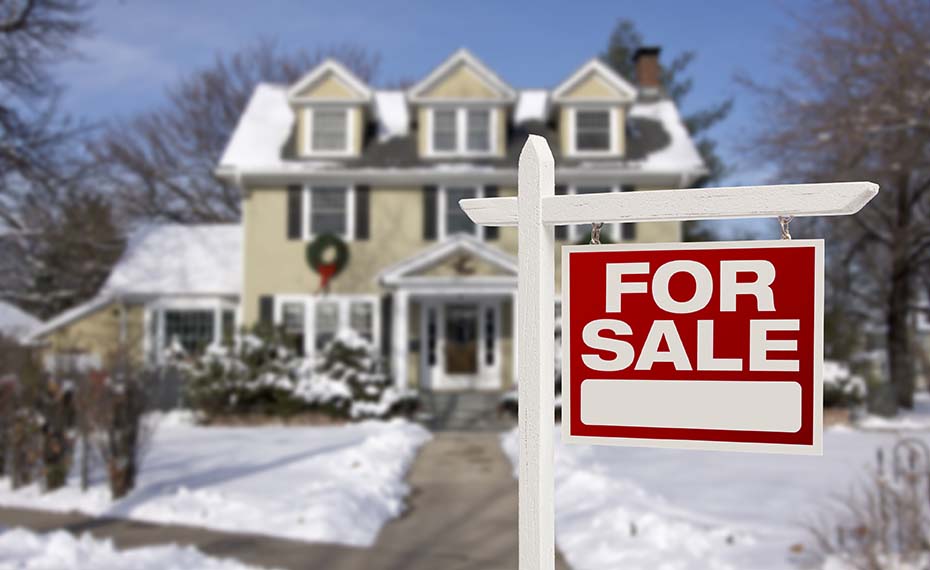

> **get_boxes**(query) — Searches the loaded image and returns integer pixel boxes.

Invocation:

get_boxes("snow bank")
[857,392,930,431]
[0,527,267,570]
[502,426,930,570]
[0,420,430,547]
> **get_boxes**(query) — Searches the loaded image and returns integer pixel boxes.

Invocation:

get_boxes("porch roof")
[379,235,517,289]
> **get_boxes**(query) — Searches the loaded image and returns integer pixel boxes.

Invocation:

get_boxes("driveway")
[0,432,570,569]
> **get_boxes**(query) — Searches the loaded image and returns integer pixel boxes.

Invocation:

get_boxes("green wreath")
[306,234,350,289]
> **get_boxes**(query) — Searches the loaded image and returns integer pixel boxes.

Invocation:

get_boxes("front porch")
[380,235,519,394]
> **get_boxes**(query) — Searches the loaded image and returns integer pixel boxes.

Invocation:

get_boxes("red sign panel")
[561,240,823,454]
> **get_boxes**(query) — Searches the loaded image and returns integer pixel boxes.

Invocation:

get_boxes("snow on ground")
[502,425,930,570]
[0,419,430,547]
[0,527,269,570]
[855,392,930,431]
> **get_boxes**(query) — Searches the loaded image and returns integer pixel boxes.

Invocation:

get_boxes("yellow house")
[32,47,707,396]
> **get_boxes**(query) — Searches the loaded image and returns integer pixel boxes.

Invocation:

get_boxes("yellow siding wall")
[562,73,619,99]
[242,186,427,324]
[297,73,359,99]
[39,302,145,365]
[422,63,498,99]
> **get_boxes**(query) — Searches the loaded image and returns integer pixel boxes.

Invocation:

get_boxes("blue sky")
[58,0,808,236]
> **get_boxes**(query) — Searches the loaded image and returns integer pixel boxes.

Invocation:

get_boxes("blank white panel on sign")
[580,380,802,432]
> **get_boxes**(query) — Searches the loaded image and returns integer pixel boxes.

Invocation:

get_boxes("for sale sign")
[561,240,823,454]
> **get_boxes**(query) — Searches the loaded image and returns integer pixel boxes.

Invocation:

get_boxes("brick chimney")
[633,46,661,90]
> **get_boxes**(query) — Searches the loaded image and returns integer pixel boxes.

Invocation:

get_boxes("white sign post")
[460,135,878,570]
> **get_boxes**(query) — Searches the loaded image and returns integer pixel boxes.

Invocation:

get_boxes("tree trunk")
[888,175,916,409]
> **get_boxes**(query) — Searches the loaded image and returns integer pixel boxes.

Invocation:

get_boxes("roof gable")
[408,49,516,102]
[287,59,372,103]
[380,235,517,285]
[552,59,637,103]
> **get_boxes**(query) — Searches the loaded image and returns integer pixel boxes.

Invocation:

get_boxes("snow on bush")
[0,527,267,570]
[174,329,417,420]
[823,360,867,407]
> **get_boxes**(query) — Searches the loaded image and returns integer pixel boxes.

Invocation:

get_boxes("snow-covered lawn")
[0,417,430,547]
[0,527,269,570]
[502,424,930,570]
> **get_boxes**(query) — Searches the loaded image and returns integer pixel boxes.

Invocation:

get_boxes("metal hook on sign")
[778,216,793,240]
[590,222,603,245]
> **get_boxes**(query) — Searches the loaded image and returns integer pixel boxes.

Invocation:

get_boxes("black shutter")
[483,185,499,240]
[259,295,274,328]
[423,185,437,240]
[380,294,393,359]
[355,185,370,240]
[554,185,568,241]
[287,185,302,240]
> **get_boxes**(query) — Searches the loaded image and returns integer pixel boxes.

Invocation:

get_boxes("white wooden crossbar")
[460,181,878,226]
[459,135,877,570]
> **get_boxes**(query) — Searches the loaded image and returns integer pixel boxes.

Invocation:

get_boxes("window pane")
[222,309,236,346]
[445,187,477,236]
[310,187,347,235]
[575,110,611,151]
[315,301,339,350]
[349,302,373,342]
[281,302,305,356]
[164,310,214,354]
[466,109,490,152]
[312,110,347,151]
[433,110,457,151]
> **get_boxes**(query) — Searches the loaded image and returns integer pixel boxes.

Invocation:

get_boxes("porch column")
[391,290,409,390]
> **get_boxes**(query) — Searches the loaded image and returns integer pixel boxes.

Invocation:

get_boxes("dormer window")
[569,107,618,155]
[305,108,353,156]
[427,107,496,156]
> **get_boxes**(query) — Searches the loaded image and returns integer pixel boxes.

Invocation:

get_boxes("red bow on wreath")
[306,234,350,293]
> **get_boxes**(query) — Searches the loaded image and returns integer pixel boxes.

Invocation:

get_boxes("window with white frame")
[466,109,491,152]
[306,108,351,155]
[304,186,353,239]
[349,301,374,342]
[164,310,214,353]
[281,302,306,356]
[432,109,457,152]
[314,300,340,350]
[441,186,481,238]
[573,109,613,153]
[429,107,495,155]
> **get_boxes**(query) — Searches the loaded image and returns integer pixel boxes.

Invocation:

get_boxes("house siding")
[421,63,500,99]
[39,301,145,365]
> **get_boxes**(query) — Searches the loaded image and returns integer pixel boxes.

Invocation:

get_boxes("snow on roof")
[219,84,293,169]
[629,100,706,175]
[0,301,41,339]
[102,224,241,296]
[373,91,409,141]
[514,90,548,124]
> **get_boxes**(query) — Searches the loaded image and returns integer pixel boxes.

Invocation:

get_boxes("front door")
[444,304,479,374]
[422,299,502,390]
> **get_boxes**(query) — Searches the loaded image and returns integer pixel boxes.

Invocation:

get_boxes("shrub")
[824,360,867,408]
[175,328,417,421]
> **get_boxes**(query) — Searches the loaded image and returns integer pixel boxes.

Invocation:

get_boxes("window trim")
[303,106,355,157]
[567,106,619,157]
[426,106,497,157]
[273,294,380,359]
[437,185,484,239]
[302,185,355,240]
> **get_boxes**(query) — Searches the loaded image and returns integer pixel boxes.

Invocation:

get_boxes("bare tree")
[745,0,930,409]
[92,40,380,223]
